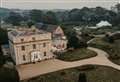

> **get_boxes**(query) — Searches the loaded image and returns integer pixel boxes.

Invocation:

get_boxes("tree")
[115,3,120,13]
[0,43,5,67]
[0,67,20,82]
[0,45,2,54]
[78,73,87,82]
[66,28,87,49]
[105,35,114,43]
[29,9,43,22]
[0,54,5,67]
[0,28,8,44]
[44,11,58,24]
[68,32,81,49]
[112,14,120,26]
[5,12,23,26]
[27,20,35,28]
[69,8,82,22]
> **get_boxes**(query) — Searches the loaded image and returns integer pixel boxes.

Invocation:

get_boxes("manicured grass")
[57,48,97,61]
[84,26,120,35]
[23,65,120,82]
[0,66,20,82]
[89,38,120,65]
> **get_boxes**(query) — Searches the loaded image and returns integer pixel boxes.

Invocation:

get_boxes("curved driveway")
[17,47,120,80]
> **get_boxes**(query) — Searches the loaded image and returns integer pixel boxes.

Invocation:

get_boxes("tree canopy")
[2,3,120,26]
[5,12,23,26]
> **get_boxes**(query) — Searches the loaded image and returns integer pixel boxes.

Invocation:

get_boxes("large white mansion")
[7,26,67,65]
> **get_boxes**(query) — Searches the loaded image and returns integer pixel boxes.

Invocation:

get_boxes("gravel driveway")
[16,47,120,80]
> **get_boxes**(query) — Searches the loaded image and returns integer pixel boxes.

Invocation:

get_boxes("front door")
[31,51,43,62]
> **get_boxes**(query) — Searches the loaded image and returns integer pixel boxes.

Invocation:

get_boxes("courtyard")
[22,65,120,82]
[16,47,120,81]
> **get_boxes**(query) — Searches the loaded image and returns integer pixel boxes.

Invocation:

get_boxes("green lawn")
[83,26,120,35]
[22,65,120,82]
[57,48,97,61]
[89,38,120,65]
[0,66,20,82]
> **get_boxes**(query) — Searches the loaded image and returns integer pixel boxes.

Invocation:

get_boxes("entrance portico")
[31,51,44,63]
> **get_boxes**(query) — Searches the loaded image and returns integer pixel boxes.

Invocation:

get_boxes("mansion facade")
[8,26,67,65]
[8,27,53,65]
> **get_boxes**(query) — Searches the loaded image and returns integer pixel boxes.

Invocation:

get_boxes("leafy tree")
[44,11,58,24]
[0,67,20,82]
[111,3,120,26]
[0,54,5,67]
[0,44,5,67]
[0,45,2,53]
[29,9,43,22]
[68,31,81,49]
[65,6,117,26]
[0,28,8,44]
[115,3,120,13]
[27,20,35,28]
[69,8,83,22]
[65,28,87,49]
[5,12,23,26]
[108,36,114,43]
[78,73,87,82]
[2,5,119,26]
[112,14,120,26]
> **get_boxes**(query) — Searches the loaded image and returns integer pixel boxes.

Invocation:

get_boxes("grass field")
[89,38,120,65]
[23,65,120,82]
[57,48,97,61]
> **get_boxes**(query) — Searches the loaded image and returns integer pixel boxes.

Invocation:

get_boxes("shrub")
[0,67,20,82]
[60,71,66,76]
[78,73,87,82]
[77,65,95,71]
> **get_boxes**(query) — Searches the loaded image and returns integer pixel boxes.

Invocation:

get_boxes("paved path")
[16,47,120,80]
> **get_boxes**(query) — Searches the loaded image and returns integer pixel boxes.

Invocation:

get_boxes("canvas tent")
[96,21,112,27]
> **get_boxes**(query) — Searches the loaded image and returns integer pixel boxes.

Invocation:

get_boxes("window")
[21,38,24,42]
[33,44,36,49]
[21,46,25,50]
[44,52,46,56]
[23,55,26,61]
[62,44,65,48]
[43,43,46,47]
[32,37,36,40]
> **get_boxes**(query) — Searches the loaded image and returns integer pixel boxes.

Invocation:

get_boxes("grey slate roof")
[10,28,48,37]
[36,23,58,33]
